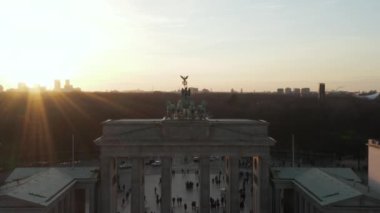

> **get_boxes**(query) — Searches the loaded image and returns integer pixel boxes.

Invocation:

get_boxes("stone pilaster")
[100,157,117,213]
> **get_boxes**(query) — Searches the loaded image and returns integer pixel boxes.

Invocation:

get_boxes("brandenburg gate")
[95,77,275,213]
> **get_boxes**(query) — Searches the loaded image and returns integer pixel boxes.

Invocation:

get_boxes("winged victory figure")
[180,75,188,87]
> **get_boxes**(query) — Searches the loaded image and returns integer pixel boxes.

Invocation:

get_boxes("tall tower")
[319,83,326,101]
[64,80,73,91]
[54,80,61,91]
[65,80,70,88]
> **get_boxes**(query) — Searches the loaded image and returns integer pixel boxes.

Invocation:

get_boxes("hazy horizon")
[1,0,379,92]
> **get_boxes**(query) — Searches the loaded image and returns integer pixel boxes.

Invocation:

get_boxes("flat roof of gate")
[104,118,267,125]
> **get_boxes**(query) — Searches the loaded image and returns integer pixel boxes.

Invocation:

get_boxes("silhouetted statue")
[166,75,207,120]
[180,75,188,87]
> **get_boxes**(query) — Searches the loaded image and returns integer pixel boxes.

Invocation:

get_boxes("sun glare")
[0,0,115,90]
[6,71,69,89]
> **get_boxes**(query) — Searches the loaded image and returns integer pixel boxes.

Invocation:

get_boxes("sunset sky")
[0,0,379,92]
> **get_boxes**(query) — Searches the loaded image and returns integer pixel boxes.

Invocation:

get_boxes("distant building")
[368,139,380,194]
[272,167,380,213]
[188,87,198,94]
[54,80,61,91]
[201,88,210,93]
[31,85,47,93]
[301,88,310,96]
[293,88,301,96]
[277,88,284,94]
[17,83,28,92]
[62,80,80,92]
[285,87,292,94]
[319,83,326,100]
[64,80,72,90]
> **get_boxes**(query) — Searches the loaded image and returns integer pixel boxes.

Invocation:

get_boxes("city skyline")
[0,0,379,92]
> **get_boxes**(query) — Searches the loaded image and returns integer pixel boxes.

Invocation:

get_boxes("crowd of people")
[117,158,255,213]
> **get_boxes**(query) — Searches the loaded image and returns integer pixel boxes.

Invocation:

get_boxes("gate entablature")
[96,118,274,145]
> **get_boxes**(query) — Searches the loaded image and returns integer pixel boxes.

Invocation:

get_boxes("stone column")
[252,155,272,213]
[59,199,64,213]
[64,195,69,213]
[88,185,95,213]
[226,156,240,213]
[131,157,145,213]
[298,196,303,213]
[310,204,315,213]
[294,191,298,213]
[252,156,259,213]
[259,155,272,213]
[199,156,210,213]
[71,189,75,213]
[100,157,117,213]
[64,192,69,213]
[274,188,282,213]
[69,190,74,212]
[305,200,310,213]
[85,187,90,213]
[161,157,172,213]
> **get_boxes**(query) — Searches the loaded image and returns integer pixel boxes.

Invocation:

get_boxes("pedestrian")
[184,203,187,212]
[191,201,196,210]
[240,201,245,209]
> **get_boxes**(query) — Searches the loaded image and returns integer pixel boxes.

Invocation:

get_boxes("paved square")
[116,158,253,213]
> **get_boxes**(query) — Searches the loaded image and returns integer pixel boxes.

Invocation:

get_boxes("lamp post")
[72,134,75,168]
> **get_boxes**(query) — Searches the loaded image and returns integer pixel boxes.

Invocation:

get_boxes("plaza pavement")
[117,158,253,213]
